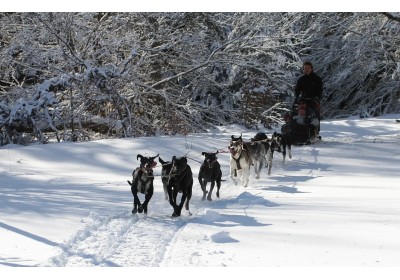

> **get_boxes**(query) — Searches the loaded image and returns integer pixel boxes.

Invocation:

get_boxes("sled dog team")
[128,132,292,217]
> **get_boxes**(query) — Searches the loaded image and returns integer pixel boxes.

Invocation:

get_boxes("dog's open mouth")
[144,161,157,172]
[229,147,238,156]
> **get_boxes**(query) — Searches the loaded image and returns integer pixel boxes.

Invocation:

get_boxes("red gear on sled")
[298,101,307,117]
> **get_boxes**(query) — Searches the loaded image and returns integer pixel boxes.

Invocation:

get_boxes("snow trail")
[48,211,190,266]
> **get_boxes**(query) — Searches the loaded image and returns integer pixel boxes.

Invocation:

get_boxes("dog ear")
[137,154,143,161]
[150,154,159,161]
[216,151,219,154]
[202,152,206,156]
[231,135,235,140]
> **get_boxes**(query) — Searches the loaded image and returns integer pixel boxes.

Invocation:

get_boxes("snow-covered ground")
[1,114,400,277]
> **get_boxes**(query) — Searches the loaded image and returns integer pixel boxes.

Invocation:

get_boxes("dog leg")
[264,155,268,169]
[168,187,177,216]
[175,192,187,216]
[163,184,168,201]
[207,181,215,201]
[132,203,138,214]
[230,165,238,185]
[198,169,208,200]
[134,191,144,213]
[129,181,142,214]
[216,179,221,198]
[173,205,182,217]
[137,199,143,213]
[266,149,273,175]
[282,145,286,165]
[170,190,181,217]
[200,180,208,201]
[185,185,192,215]
[173,188,190,217]
[254,160,259,179]
[258,157,265,179]
[139,191,153,214]
[254,160,260,179]
[268,162,272,175]
[255,159,263,179]
[172,206,181,217]
[242,167,250,188]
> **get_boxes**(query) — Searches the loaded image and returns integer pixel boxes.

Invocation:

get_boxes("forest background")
[1,12,399,145]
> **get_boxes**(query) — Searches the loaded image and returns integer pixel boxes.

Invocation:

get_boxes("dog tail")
[127,180,133,187]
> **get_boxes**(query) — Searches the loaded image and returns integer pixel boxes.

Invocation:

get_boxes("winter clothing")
[294,72,323,101]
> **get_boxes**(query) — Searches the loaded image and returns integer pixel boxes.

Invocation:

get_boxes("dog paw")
[207,196,212,201]
[216,191,220,198]
[138,206,144,213]
[174,208,182,217]
[132,208,137,214]
[201,196,206,201]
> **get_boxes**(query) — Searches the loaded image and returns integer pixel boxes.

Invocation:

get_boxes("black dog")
[198,151,222,201]
[269,132,292,174]
[160,156,193,217]
[127,154,159,214]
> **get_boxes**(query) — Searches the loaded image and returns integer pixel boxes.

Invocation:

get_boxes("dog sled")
[281,98,321,145]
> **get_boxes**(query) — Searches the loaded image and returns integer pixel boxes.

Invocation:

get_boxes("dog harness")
[132,168,153,194]
[234,152,243,170]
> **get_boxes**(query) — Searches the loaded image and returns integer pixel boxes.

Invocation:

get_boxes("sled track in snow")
[48,211,190,267]
[322,134,400,145]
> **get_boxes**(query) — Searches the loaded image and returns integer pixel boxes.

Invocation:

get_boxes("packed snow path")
[47,191,275,267]
[48,211,191,266]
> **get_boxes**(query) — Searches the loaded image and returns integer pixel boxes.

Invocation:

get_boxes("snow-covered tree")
[289,12,400,118]
[1,12,399,145]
